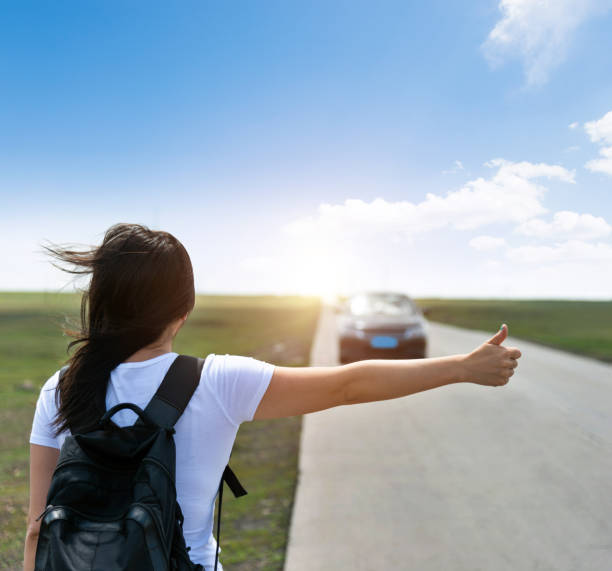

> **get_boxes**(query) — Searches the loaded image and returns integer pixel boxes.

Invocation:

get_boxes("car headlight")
[404,326,424,339]
[341,322,366,338]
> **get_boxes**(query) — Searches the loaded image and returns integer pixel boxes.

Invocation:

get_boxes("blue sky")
[2,0,612,298]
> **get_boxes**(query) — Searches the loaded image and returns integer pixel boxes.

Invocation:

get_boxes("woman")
[24,223,521,570]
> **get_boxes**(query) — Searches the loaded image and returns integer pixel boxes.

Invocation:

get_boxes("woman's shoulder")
[202,353,275,379]
[40,368,62,394]
[198,353,275,425]
[37,369,62,407]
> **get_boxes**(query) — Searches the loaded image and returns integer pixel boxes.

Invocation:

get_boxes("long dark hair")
[44,223,195,436]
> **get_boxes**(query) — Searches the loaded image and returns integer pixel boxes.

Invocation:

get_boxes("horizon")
[1,290,610,303]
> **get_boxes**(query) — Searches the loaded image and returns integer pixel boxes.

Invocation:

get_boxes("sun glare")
[289,240,344,302]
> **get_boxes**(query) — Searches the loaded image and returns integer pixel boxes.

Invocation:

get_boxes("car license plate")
[370,336,398,349]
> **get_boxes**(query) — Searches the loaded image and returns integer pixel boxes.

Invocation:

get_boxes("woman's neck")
[123,317,184,363]
[124,341,173,363]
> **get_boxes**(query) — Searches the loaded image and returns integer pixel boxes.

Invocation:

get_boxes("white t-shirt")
[29,352,275,570]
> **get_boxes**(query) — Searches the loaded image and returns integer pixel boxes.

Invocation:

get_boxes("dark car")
[336,292,428,363]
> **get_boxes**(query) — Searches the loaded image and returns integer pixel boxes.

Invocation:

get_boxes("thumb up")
[462,323,521,387]
[487,323,508,346]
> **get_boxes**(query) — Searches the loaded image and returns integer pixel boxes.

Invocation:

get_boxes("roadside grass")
[0,292,320,570]
[416,298,612,363]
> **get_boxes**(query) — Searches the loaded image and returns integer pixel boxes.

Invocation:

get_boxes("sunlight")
[289,237,344,301]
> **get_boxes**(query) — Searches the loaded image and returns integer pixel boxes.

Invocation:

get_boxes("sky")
[1,0,612,299]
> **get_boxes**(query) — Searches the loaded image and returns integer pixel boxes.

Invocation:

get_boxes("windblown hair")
[45,223,195,436]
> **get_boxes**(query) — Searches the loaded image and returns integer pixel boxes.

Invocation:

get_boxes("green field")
[0,292,320,570]
[415,298,612,363]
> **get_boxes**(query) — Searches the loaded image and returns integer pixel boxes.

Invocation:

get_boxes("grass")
[0,292,320,570]
[415,298,612,363]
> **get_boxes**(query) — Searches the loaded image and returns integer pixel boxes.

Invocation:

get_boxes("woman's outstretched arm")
[254,324,521,420]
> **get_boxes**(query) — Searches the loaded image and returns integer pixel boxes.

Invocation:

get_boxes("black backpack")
[34,354,246,571]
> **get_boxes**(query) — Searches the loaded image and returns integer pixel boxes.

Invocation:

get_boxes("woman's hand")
[460,324,522,387]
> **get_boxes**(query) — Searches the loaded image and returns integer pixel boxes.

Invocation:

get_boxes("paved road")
[284,305,612,571]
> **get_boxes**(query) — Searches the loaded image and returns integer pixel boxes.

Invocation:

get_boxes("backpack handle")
[98,403,157,429]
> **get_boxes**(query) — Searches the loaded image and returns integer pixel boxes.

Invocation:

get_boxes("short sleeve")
[205,354,275,426]
[29,372,61,449]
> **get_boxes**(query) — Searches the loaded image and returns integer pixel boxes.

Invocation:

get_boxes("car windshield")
[349,294,416,317]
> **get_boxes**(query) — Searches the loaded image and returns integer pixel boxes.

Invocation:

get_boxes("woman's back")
[30,352,275,568]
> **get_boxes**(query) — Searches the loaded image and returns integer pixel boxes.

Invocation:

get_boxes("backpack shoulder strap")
[142,354,204,429]
[142,354,248,498]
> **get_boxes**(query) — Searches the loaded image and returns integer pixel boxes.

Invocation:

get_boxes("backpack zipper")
[54,457,177,486]
[35,502,171,562]
[142,457,176,485]
[37,503,134,523]
[54,457,137,473]
[128,502,170,562]
[35,504,54,522]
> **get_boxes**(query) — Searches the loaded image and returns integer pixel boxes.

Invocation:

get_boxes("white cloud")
[483,158,575,182]
[442,160,465,174]
[284,159,574,241]
[482,0,612,86]
[584,110,612,176]
[584,110,612,143]
[515,211,611,240]
[239,155,611,299]
[569,122,579,130]
[506,240,612,263]
[469,235,507,251]
[586,146,612,176]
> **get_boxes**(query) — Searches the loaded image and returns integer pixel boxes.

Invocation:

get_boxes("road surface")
[284,305,612,571]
